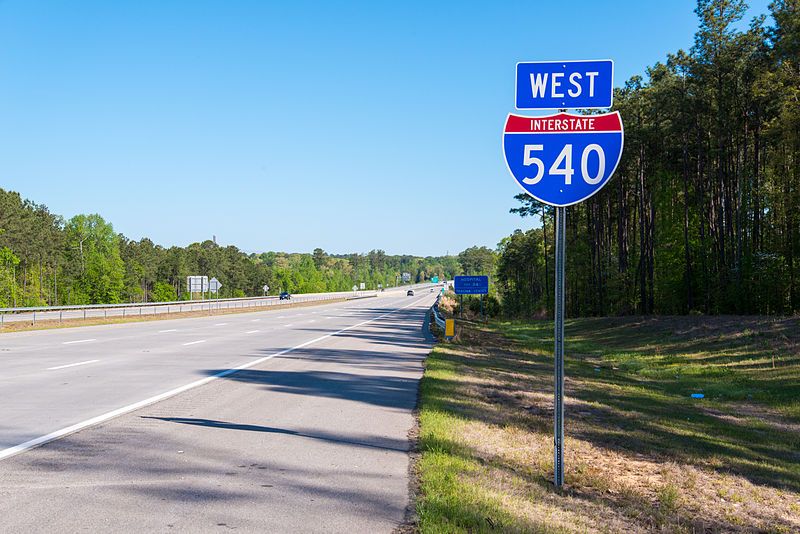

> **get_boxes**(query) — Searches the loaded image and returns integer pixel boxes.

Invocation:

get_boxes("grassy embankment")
[416,315,800,533]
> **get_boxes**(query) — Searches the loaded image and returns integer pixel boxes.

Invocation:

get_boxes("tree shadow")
[202,367,421,411]
[141,416,410,452]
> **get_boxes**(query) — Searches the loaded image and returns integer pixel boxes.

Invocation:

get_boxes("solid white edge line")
[46,359,100,371]
[0,295,430,462]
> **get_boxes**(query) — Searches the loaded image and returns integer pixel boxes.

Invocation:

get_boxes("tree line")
[497,0,799,318]
[0,187,494,307]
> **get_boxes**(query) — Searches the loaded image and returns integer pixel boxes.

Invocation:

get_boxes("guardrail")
[0,291,378,327]
[431,294,447,331]
[0,282,439,327]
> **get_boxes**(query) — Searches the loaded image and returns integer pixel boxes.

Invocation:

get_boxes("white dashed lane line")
[62,339,96,345]
[245,330,260,334]
[158,329,178,333]
[47,359,99,371]
[182,340,206,346]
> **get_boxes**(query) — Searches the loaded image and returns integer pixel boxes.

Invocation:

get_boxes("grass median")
[415,316,800,533]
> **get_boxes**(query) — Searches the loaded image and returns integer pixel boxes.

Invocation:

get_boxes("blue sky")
[0,0,771,256]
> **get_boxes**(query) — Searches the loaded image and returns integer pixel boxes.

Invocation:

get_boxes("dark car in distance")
[279,291,291,300]
[407,290,414,296]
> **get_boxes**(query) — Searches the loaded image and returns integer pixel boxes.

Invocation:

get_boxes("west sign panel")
[515,60,614,110]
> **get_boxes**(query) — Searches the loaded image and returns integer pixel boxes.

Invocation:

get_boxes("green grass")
[500,316,800,418]
[415,315,800,533]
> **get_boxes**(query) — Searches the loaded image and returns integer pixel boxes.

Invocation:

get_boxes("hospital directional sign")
[515,60,614,110]
[503,112,624,207]
[454,276,489,295]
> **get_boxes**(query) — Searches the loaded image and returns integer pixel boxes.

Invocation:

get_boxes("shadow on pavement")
[142,416,409,452]
[202,367,420,410]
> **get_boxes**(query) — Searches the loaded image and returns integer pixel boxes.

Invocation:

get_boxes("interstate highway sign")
[503,112,624,207]
[516,60,613,110]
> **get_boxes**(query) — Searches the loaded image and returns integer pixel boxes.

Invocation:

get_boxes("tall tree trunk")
[638,146,647,314]
[682,132,694,312]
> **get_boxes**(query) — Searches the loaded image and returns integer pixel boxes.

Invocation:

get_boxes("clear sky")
[0,0,771,256]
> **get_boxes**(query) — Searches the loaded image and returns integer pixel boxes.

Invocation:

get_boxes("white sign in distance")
[209,277,222,294]
[359,282,366,290]
[187,276,208,293]
[352,285,358,291]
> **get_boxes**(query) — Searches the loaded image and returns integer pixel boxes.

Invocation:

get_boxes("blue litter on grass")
[691,393,705,399]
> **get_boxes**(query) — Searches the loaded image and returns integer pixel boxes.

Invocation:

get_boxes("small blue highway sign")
[454,276,489,295]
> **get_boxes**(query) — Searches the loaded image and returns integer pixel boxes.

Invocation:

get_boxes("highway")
[0,290,379,325]
[0,289,437,532]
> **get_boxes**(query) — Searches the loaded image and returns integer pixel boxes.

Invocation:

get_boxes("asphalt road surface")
[0,290,437,532]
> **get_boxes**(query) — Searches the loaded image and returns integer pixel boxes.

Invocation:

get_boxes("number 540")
[523,144,605,186]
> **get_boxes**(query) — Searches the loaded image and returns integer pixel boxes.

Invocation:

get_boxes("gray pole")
[554,206,566,488]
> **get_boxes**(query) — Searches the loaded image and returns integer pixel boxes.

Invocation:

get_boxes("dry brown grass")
[417,317,800,533]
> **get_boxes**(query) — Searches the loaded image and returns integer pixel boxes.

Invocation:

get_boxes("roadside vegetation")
[499,0,800,318]
[416,315,800,532]
[1,188,494,308]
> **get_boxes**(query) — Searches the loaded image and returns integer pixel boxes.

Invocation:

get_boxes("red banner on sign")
[504,112,622,134]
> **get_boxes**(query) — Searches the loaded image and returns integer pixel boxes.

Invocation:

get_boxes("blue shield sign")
[454,276,489,295]
[516,60,614,110]
[502,111,624,207]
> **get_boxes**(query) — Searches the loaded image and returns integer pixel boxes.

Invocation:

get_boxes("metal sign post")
[502,59,622,489]
[553,206,566,487]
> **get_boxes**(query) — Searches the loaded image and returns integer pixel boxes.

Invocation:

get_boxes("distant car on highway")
[407,290,415,296]
[279,291,291,300]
